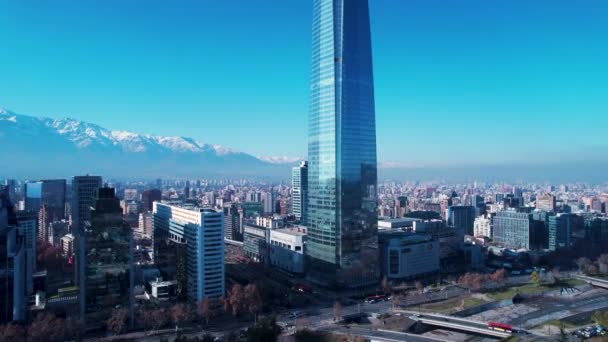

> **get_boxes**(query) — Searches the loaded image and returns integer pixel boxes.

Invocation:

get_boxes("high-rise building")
[78,188,133,330]
[536,194,556,212]
[124,189,138,201]
[41,179,67,219]
[473,215,492,238]
[142,189,162,212]
[153,202,224,301]
[292,161,308,224]
[263,192,274,215]
[306,0,378,287]
[585,217,608,242]
[493,210,531,250]
[25,180,66,219]
[71,176,103,232]
[0,188,27,323]
[223,203,243,241]
[447,206,476,236]
[548,213,583,251]
[24,181,43,212]
[15,211,37,295]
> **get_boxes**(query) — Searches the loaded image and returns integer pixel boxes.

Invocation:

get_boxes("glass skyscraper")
[306,0,378,287]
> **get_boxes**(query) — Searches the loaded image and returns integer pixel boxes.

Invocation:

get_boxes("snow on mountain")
[0,108,286,178]
[258,156,303,164]
[0,109,235,154]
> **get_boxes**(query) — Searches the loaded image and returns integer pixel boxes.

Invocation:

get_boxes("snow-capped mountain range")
[0,108,293,178]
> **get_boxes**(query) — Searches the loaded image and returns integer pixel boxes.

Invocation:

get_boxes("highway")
[319,325,448,342]
[573,273,608,289]
[394,310,514,339]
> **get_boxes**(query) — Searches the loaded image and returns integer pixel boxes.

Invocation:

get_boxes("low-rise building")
[378,217,420,230]
[243,223,269,262]
[269,227,307,274]
[378,231,440,280]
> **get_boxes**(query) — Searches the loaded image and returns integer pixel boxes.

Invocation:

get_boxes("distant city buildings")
[536,194,556,212]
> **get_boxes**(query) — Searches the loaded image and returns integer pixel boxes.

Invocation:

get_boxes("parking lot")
[571,324,606,339]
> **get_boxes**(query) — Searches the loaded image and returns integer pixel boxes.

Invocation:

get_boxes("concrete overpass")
[573,273,608,289]
[395,310,513,339]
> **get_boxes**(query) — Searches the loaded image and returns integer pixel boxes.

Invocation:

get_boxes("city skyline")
[2,0,607,167]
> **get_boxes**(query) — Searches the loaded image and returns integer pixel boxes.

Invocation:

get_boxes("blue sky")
[1,0,607,166]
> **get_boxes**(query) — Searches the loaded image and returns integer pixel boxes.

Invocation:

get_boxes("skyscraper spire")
[306,0,378,288]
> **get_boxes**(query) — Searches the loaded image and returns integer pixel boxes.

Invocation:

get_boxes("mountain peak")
[0,108,288,178]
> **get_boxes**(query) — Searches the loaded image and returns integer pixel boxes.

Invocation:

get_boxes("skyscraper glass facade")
[307,0,378,287]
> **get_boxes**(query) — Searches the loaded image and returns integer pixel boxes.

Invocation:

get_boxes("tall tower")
[71,176,102,232]
[292,161,308,224]
[306,0,378,287]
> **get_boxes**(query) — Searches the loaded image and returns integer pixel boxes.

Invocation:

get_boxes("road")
[320,325,447,342]
[510,292,608,328]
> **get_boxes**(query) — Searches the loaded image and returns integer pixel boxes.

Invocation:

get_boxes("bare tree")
[552,266,561,280]
[576,257,592,272]
[295,317,310,332]
[229,284,245,317]
[390,293,404,310]
[221,295,230,314]
[333,301,342,322]
[170,303,191,331]
[415,280,424,294]
[489,269,506,284]
[245,284,263,323]
[0,323,26,342]
[138,308,154,334]
[151,309,168,332]
[381,275,391,294]
[64,318,85,342]
[106,308,129,335]
[28,313,66,342]
[198,297,212,325]
[587,264,599,275]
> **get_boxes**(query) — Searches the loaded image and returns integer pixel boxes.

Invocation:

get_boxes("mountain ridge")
[0,108,291,179]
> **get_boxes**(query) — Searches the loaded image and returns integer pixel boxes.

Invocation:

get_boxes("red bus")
[488,322,512,333]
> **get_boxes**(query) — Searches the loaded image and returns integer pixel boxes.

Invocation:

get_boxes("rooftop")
[273,226,307,236]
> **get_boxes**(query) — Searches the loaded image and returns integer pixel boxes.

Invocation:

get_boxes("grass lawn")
[540,320,579,329]
[487,278,586,301]
[418,297,489,313]
[463,297,487,308]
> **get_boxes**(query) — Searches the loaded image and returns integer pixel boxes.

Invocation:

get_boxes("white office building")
[291,161,307,223]
[269,227,307,274]
[153,202,224,301]
[379,231,440,280]
[473,215,492,238]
